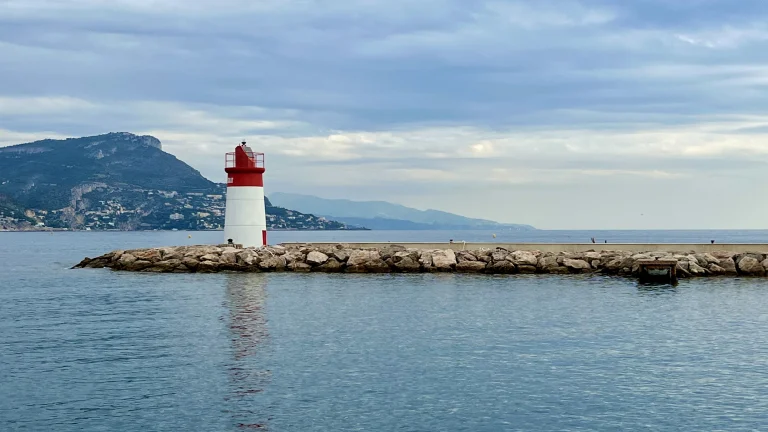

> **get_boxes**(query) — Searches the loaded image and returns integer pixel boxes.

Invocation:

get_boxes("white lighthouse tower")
[224,142,267,248]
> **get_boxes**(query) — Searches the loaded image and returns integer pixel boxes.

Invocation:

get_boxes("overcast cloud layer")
[2,0,768,229]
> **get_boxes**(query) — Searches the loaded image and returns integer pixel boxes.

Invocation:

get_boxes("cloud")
[3,0,768,228]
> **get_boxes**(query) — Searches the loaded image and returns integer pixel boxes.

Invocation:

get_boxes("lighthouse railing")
[225,151,265,169]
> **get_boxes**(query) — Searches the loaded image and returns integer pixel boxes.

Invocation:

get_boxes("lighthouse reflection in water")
[223,274,271,429]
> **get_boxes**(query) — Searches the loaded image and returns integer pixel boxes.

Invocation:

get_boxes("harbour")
[5,230,768,431]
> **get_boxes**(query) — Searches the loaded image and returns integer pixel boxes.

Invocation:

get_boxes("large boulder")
[508,251,538,266]
[379,245,406,262]
[393,257,421,272]
[688,262,708,276]
[345,260,390,273]
[603,258,624,272]
[487,261,516,274]
[347,250,380,267]
[675,262,691,278]
[182,257,200,271]
[198,246,222,256]
[333,249,350,263]
[708,264,727,275]
[159,248,184,261]
[735,253,765,270]
[197,260,220,272]
[259,256,287,271]
[149,259,183,273]
[491,250,508,263]
[738,256,765,276]
[79,256,108,268]
[183,247,207,258]
[314,245,335,256]
[118,253,137,266]
[694,253,719,267]
[584,252,602,260]
[456,251,478,263]
[717,258,738,275]
[547,265,571,274]
[419,251,434,271]
[456,261,487,272]
[200,253,219,263]
[474,250,492,263]
[220,250,238,264]
[345,264,367,273]
[125,259,153,271]
[563,259,591,272]
[517,265,538,274]
[288,262,312,272]
[306,251,329,266]
[134,249,162,262]
[345,250,390,273]
[393,250,420,263]
[431,250,457,271]
[283,251,305,264]
[316,258,343,272]
[365,259,391,273]
[537,256,560,271]
[236,250,258,266]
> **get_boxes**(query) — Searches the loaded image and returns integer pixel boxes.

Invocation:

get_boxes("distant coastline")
[0,227,370,232]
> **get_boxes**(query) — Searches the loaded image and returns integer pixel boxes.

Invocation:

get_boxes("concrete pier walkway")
[279,242,768,254]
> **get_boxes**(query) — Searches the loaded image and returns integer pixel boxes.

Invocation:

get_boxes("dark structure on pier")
[637,260,678,284]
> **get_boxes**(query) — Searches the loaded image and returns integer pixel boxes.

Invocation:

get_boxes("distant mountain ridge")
[268,192,536,231]
[0,132,213,210]
[0,132,352,231]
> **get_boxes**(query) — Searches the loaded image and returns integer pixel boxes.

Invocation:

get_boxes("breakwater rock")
[73,244,768,278]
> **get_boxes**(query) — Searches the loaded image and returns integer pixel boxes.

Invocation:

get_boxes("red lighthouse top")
[225,142,265,187]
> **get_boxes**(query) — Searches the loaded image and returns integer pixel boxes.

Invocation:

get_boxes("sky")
[2,0,768,229]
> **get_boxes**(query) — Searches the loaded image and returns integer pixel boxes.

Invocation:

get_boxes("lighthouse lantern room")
[224,142,267,248]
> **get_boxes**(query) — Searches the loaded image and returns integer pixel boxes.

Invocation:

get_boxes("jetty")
[74,242,768,279]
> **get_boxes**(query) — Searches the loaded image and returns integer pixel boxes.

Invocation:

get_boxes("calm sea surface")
[3,230,768,431]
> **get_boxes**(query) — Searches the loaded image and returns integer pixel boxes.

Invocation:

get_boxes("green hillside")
[0,132,353,231]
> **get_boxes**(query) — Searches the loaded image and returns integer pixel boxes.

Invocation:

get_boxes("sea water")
[2,231,768,431]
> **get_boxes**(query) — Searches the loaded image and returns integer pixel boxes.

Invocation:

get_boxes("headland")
[74,242,768,278]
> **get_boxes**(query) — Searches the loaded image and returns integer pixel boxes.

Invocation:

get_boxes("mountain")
[0,132,354,231]
[268,192,536,231]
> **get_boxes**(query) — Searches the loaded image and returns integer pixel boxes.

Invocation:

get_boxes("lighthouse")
[224,142,267,248]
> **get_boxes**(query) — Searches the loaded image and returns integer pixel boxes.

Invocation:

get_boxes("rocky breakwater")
[73,244,768,278]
